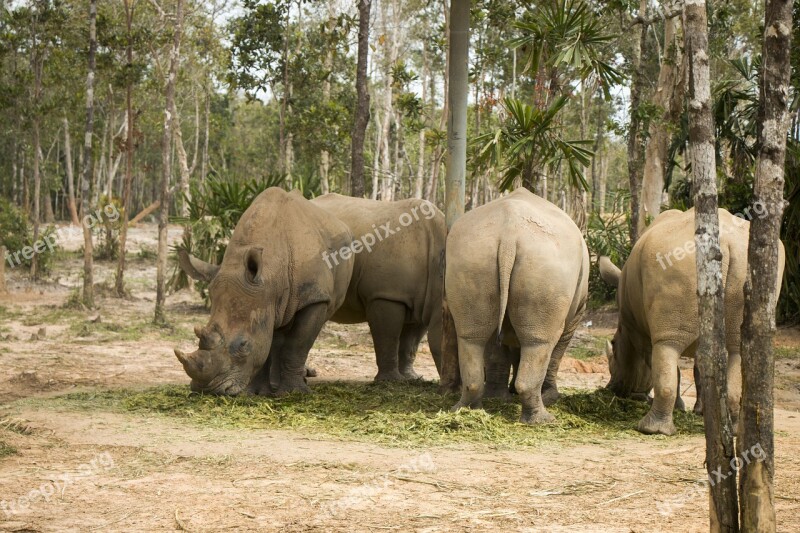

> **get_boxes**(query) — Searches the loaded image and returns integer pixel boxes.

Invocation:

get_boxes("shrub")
[0,198,58,275]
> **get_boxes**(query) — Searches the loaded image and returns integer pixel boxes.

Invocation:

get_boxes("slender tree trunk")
[0,246,7,294]
[63,118,80,225]
[739,1,793,530]
[30,9,42,280]
[80,0,97,308]
[440,0,469,393]
[686,0,740,530]
[319,2,335,195]
[201,86,210,182]
[155,0,183,324]
[640,14,684,234]
[626,0,648,245]
[414,42,427,199]
[591,95,605,212]
[116,0,136,297]
[350,0,372,198]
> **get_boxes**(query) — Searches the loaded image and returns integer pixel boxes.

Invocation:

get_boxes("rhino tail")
[497,235,516,339]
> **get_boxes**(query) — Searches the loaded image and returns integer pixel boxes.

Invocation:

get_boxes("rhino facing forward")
[311,194,445,381]
[599,208,785,436]
[174,188,354,396]
[446,188,589,424]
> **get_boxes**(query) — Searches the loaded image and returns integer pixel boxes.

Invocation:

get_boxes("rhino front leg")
[637,342,680,436]
[367,299,406,381]
[275,302,329,395]
[247,331,285,395]
[516,342,556,425]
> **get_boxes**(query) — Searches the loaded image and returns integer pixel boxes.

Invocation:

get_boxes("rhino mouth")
[190,376,247,396]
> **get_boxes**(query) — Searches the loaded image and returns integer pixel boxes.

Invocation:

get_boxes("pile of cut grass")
[0,441,16,458]
[48,381,703,448]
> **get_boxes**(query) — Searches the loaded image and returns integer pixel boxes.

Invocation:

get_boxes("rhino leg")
[426,309,443,377]
[367,299,406,382]
[692,363,704,415]
[674,367,686,412]
[637,342,680,436]
[541,328,576,407]
[399,324,425,380]
[247,331,285,395]
[726,349,742,432]
[517,342,556,424]
[451,338,486,410]
[485,343,512,400]
[274,302,329,395]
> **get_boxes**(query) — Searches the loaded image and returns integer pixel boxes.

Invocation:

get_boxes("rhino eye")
[245,248,261,284]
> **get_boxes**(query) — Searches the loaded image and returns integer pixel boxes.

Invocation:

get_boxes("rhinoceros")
[174,188,354,396]
[599,208,785,436]
[311,194,445,381]
[445,188,590,424]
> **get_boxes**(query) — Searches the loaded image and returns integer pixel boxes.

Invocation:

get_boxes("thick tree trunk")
[116,0,135,297]
[80,0,97,308]
[155,0,183,324]
[349,0,372,197]
[63,118,80,226]
[626,0,648,246]
[686,1,740,531]
[639,15,684,234]
[440,0,469,393]
[739,1,793,530]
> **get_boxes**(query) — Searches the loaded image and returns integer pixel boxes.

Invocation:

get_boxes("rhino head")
[598,256,653,398]
[174,247,282,396]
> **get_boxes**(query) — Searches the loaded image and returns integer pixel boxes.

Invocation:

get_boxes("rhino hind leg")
[692,364,704,415]
[485,342,512,400]
[516,342,556,425]
[274,302,329,395]
[637,342,680,436]
[451,338,487,410]
[541,325,578,407]
[367,299,406,382]
[398,324,425,380]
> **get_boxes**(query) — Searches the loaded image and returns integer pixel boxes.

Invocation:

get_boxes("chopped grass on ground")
[43,381,703,448]
[776,346,800,359]
[0,441,17,458]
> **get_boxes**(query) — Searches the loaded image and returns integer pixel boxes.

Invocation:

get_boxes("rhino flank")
[174,188,354,396]
[599,208,785,436]
[311,193,445,381]
[445,188,589,424]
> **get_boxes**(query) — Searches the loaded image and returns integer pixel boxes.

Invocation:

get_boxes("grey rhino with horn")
[174,188,354,396]
[311,194,445,381]
[445,188,590,424]
[598,208,785,436]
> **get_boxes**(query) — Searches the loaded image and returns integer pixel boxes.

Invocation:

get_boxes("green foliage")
[779,141,800,324]
[51,382,703,448]
[586,192,632,303]
[0,198,57,275]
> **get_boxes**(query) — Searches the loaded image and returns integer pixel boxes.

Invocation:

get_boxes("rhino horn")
[178,250,221,282]
[598,256,621,288]
[174,348,212,382]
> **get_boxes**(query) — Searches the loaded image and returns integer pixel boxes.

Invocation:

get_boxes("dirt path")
[1,224,800,532]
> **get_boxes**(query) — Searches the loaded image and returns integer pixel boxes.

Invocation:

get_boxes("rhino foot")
[450,399,482,412]
[541,385,561,407]
[637,411,676,436]
[374,370,405,382]
[275,381,312,396]
[693,398,703,416]
[484,386,512,401]
[674,395,686,412]
[520,408,555,425]
[400,368,421,380]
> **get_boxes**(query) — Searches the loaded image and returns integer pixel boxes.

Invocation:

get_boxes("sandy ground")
[1,223,799,532]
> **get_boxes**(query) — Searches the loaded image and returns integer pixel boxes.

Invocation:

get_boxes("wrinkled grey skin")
[445,188,589,425]
[174,188,354,396]
[312,194,445,381]
[599,208,786,436]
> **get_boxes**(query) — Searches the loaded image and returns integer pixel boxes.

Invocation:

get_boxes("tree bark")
[639,14,684,235]
[350,0,372,198]
[440,0,469,393]
[739,1,793,530]
[686,0,739,530]
[626,0,648,246]
[0,246,8,294]
[80,0,97,308]
[30,7,43,280]
[116,0,136,297]
[63,118,80,226]
[155,0,184,324]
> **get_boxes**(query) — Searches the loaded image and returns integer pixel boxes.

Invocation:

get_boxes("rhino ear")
[598,256,621,288]
[178,249,220,282]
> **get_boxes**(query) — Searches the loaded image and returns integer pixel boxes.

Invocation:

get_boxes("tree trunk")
[626,0,648,246]
[63,118,80,226]
[319,2,335,195]
[116,0,135,297]
[80,0,97,308]
[30,9,42,280]
[349,0,372,197]
[201,87,210,182]
[591,95,605,212]
[0,246,8,294]
[440,0,469,393]
[414,42,427,199]
[739,1,793,530]
[639,14,684,234]
[686,0,740,530]
[155,0,183,324]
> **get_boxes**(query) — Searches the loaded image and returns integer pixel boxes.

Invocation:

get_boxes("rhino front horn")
[194,326,204,339]
[175,349,188,365]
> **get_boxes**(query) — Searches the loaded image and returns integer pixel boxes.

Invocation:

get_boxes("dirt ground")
[1,224,800,532]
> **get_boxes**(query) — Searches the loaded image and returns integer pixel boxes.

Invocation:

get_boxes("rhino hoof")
[541,386,561,407]
[400,369,421,380]
[637,411,676,436]
[275,382,312,396]
[520,409,555,425]
[674,395,686,412]
[693,400,704,416]
[374,370,405,382]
